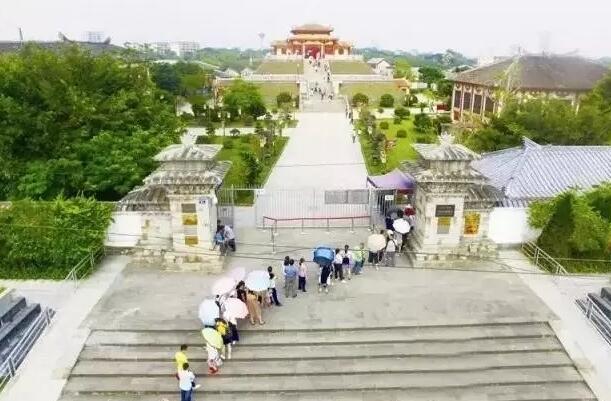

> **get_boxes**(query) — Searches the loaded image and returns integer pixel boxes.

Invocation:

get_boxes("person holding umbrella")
[246,290,264,325]
[313,247,334,293]
[202,328,223,375]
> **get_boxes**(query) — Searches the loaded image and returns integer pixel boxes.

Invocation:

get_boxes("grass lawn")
[256,61,303,74]
[197,135,288,205]
[358,117,435,175]
[256,82,299,108]
[329,61,374,74]
[340,82,406,106]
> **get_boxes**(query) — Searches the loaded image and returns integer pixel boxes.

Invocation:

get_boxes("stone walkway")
[0,255,130,401]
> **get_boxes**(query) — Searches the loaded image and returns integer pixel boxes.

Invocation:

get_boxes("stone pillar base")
[133,247,225,273]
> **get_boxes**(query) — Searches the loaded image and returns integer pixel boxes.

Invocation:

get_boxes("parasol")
[211,277,236,296]
[228,267,246,282]
[393,218,410,234]
[202,328,223,349]
[367,234,387,252]
[198,299,219,326]
[313,247,334,265]
[245,270,270,292]
[223,297,249,319]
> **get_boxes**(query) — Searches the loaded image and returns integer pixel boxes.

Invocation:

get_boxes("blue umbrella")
[313,247,334,265]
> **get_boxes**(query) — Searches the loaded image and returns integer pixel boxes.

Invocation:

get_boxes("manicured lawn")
[255,61,303,74]
[329,61,374,74]
[340,82,406,106]
[358,117,435,175]
[256,83,299,108]
[197,135,288,204]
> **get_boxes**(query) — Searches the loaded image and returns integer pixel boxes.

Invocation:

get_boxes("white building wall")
[487,207,541,245]
[105,212,143,247]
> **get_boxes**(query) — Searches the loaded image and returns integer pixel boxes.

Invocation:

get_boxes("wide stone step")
[62,366,584,394]
[86,322,554,346]
[78,336,563,361]
[59,381,597,401]
[71,351,572,376]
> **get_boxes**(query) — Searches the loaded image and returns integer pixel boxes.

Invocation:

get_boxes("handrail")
[0,245,105,390]
[262,215,371,237]
[576,296,611,346]
[521,241,568,275]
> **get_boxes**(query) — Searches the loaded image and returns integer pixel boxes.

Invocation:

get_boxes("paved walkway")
[501,250,611,401]
[0,255,130,401]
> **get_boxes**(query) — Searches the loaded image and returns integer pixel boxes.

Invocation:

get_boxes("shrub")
[414,113,433,133]
[243,115,255,126]
[396,129,407,138]
[394,106,410,120]
[0,198,113,279]
[394,117,402,125]
[380,121,389,130]
[416,135,434,143]
[377,107,384,114]
[222,138,234,149]
[351,93,369,106]
[196,135,213,144]
[230,128,240,137]
[276,91,293,107]
[379,93,395,108]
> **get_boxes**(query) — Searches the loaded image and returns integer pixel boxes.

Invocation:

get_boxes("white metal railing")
[521,241,568,275]
[576,296,611,345]
[0,246,105,390]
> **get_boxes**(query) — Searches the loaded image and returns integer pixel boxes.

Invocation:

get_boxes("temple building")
[270,24,353,58]
[450,54,608,122]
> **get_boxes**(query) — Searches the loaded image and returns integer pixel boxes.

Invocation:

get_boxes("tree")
[222,80,266,119]
[379,94,395,108]
[393,58,414,80]
[240,151,262,187]
[230,128,241,137]
[0,45,182,201]
[150,63,180,94]
[413,113,433,133]
[276,91,293,108]
[418,66,444,86]
[352,93,369,106]
[394,106,410,120]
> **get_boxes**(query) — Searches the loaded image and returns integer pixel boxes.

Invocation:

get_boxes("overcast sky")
[1,0,610,58]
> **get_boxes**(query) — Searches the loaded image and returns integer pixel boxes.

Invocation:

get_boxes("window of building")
[437,217,451,234]
[463,92,471,110]
[181,203,196,213]
[464,212,481,235]
[485,97,495,113]
[473,95,483,114]
[454,90,462,108]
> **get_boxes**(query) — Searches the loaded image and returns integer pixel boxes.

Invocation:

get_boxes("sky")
[1,0,610,58]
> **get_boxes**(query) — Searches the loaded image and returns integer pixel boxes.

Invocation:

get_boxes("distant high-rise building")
[84,31,104,43]
[151,41,199,57]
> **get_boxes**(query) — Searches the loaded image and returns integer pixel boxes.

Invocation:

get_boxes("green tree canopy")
[351,93,369,106]
[379,93,395,108]
[0,45,182,200]
[222,80,266,120]
[418,66,444,85]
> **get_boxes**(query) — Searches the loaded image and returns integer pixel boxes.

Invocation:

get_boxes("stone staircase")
[0,290,48,364]
[60,321,597,400]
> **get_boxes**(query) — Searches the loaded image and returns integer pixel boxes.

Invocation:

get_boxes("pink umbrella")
[211,276,236,296]
[228,267,246,283]
[223,298,249,319]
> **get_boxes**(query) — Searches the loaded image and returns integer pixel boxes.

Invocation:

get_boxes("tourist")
[353,243,365,275]
[333,248,345,283]
[174,344,189,378]
[215,318,232,360]
[341,245,352,280]
[224,312,239,346]
[224,225,236,252]
[269,272,282,306]
[206,343,222,375]
[283,258,298,298]
[298,257,307,292]
[246,290,264,325]
[236,281,247,303]
[178,362,198,401]
[281,256,290,273]
[318,261,332,293]
[385,232,398,267]
[214,225,225,253]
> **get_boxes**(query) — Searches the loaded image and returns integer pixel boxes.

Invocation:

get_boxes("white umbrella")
[245,270,270,292]
[224,298,249,319]
[393,218,410,234]
[367,234,387,252]
[228,267,246,283]
[198,299,219,326]
[211,277,236,296]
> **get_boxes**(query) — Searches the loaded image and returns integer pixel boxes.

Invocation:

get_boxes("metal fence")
[0,246,104,391]
[576,296,611,346]
[521,241,568,275]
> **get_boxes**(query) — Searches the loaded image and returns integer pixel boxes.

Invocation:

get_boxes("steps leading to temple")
[60,321,597,400]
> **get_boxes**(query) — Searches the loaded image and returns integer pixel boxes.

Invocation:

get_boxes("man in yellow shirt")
[175,344,189,377]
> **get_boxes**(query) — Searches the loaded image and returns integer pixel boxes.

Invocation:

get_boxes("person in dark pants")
[332,248,345,283]
[297,257,307,292]
[178,362,198,401]
[269,273,282,306]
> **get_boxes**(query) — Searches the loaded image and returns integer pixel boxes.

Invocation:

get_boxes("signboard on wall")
[435,205,455,217]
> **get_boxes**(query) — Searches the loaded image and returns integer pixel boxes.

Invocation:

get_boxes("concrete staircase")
[60,321,596,400]
[0,290,45,363]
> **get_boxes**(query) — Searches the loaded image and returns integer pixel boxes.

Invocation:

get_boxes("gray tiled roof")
[471,138,611,199]
[453,55,608,91]
[144,161,232,187]
[154,144,222,162]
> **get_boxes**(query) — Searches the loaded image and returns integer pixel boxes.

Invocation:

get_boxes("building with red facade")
[270,24,353,59]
